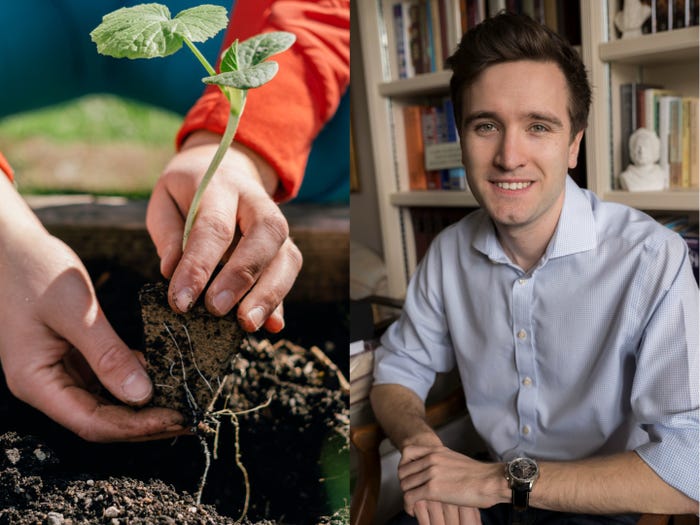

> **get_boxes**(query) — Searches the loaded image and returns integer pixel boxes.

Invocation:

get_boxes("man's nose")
[494,129,527,171]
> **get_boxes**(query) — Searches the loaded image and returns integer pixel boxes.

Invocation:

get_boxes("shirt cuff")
[635,426,699,500]
[373,344,437,402]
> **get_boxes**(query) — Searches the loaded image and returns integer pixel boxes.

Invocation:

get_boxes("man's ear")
[568,129,585,169]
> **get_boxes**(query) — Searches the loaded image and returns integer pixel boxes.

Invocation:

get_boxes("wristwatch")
[504,457,539,511]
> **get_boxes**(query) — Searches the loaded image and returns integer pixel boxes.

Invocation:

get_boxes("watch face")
[508,458,539,482]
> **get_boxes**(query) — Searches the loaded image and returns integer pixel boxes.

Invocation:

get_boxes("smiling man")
[370,12,698,525]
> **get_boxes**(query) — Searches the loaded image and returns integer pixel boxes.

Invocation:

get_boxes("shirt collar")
[472,175,597,264]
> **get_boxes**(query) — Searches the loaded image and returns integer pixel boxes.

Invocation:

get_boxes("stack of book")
[385,0,580,80]
[619,83,699,190]
[403,97,467,191]
[626,0,700,35]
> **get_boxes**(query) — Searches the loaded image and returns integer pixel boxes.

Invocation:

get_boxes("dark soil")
[0,259,349,524]
[139,282,245,422]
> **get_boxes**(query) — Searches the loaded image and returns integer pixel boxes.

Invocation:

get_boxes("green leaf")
[220,40,240,73]
[236,32,296,70]
[204,62,280,89]
[172,5,229,43]
[90,3,227,59]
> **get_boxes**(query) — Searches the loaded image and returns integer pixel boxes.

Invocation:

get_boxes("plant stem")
[183,38,216,76]
[182,106,244,250]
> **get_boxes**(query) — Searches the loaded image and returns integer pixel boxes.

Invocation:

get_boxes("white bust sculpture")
[619,128,665,191]
[614,0,652,39]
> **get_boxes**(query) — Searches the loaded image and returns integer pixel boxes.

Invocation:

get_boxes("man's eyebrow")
[462,111,565,128]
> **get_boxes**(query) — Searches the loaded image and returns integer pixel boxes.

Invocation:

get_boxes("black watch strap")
[512,486,530,511]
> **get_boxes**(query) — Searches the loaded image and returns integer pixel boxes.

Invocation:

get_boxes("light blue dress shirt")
[374,176,699,500]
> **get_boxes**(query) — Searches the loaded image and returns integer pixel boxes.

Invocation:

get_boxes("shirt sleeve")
[630,233,699,501]
[373,238,457,401]
[0,152,14,182]
[176,0,350,202]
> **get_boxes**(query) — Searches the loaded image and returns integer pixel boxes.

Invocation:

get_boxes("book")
[668,97,684,188]
[657,95,679,188]
[403,104,429,189]
[420,105,443,188]
[408,0,427,75]
[620,83,661,171]
[688,97,699,188]
[643,88,678,134]
[656,0,671,31]
[391,0,416,78]
[681,97,692,187]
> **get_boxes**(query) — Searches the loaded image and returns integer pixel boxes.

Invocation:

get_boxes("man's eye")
[530,124,548,133]
[475,123,497,133]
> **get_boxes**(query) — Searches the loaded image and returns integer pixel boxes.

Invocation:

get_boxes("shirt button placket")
[512,276,537,446]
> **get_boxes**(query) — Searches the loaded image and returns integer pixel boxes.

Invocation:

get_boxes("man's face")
[459,60,584,238]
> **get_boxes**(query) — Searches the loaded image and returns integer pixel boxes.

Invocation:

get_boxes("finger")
[30,369,184,442]
[401,445,437,465]
[168,188,240,313]
[146,181,185,279]
[262,303,285,333]
[213,239,301,330]
[413,500,429,523]
[459,507,482,525]
[444,504,460,525]
[427,501,447,525]
[204,201,289,318]
[55,305,155,407]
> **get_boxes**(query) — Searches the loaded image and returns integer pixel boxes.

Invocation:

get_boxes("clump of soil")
[139,282,244,422]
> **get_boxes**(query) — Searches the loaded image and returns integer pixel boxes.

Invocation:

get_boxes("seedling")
[91,3,295,249]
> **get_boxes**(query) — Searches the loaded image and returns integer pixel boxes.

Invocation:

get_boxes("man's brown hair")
[446,12,591,141]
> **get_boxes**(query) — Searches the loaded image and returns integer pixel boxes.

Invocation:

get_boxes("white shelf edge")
[378,70,452,98]
[389,191,479,207]
[601,190,699,211]
[599,26,699,64]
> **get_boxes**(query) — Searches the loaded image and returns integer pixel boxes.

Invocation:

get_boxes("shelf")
[378,70,452,98]
[601,190,699,211]
[599,26,699,65]
[390,190,479,207]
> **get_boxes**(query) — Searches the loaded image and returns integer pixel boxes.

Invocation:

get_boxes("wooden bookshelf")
[357,1,699,297]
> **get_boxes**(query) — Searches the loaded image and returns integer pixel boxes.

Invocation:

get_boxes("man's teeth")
[496,181,532,190]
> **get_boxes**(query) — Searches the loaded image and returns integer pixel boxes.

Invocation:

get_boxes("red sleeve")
[0,152,14,183]
[176,0,350,202]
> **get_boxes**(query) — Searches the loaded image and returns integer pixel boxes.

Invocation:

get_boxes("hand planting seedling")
[91,2,295,250]
[91,4,295,517]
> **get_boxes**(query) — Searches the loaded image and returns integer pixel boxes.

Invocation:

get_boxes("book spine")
[404,105,428,190]
[668,97,683,188]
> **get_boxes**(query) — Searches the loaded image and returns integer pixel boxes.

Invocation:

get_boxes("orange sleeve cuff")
[176,0,350,202]
[0,152,14,183]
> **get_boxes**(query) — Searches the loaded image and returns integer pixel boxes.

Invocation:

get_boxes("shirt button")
[522,425,531,435]
[517,329,527,340]
[522,377,533,387]
[518,278,527,285]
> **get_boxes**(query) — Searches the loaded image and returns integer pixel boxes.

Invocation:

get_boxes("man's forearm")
[370,383,442,450]
[532,451,698,515]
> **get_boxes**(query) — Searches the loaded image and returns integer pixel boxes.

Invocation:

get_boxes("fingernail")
[122,370,152,403]
[212,290,234,315]
[246,306,265,330]
[175,287,194,312]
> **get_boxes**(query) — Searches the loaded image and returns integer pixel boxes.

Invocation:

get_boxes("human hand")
[146,131,302,332]
[412,500,482,525]
[0,212,185,442]
[399,445,506,519]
